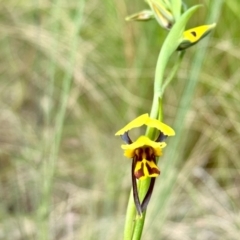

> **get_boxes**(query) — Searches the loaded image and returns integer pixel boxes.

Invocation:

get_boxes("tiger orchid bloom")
[115,113,175,215]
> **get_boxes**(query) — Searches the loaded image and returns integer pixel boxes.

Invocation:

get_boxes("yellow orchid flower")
[177,23,216,50]
[122,136,166,159]
[115,114,175,215]
[122,136,166,180]
[116,113,174,180]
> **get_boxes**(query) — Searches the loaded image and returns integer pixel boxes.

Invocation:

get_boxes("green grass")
[0,0,240,239]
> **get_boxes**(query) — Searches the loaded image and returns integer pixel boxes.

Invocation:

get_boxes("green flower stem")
[125,100,163,240]
[131,213,146,240]
[161,51,185,93]
[148,1,224,231]
[149,5,200,120]
[125,38,183,240]
[37,2,85,239]
[123,189,137,240]
[123,182,148,240]
[131,181,148,240]
[171,0,182,20]
[123,5,201,240]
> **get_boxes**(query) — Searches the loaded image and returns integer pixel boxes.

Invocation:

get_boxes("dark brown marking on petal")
[134,147,158,178]
[135,148,143,161]
[133,155,137,163]
[191,31,197,37]
[145,147,150,159]
[139,148,143,157]
[134,162,144,179]
[145,147,154,160]
[146,161,160,176]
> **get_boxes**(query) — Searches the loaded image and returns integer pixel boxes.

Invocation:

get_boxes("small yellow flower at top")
[115,114,175,180]
[177,23,216,51]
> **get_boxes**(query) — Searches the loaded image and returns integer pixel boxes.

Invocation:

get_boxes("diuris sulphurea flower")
[177,23,216,50]
[116,114,175,215]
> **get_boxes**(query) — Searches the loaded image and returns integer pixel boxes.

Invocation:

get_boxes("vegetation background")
[0,0,239,239]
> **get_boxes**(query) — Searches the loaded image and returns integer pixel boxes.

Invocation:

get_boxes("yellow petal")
[115,114,149,136]
[134,159,160,180]
[178,23,216,51]
[115,113,175,136]
[121,136,165,158]
[145,118,175,136]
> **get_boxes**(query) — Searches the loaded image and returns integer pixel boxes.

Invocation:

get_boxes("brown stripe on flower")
[146,161,160,176]
[135,148,143,160]
[134,162,144,179]
[191,31,197,37]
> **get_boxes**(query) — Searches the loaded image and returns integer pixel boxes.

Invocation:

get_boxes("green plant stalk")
[123,30,179,240]
[37,1,85,240]
[36,0,63,238]
[129,66,176,240]
[147,0,224,234]
[149,5,200,120]
[171,0,181,20]
[130,101,163,240]
[123,5,201,240]
[123,189,137,240]
[161,51,184,93]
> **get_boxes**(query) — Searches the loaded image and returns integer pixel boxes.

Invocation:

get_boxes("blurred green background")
[0,0,240,239]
